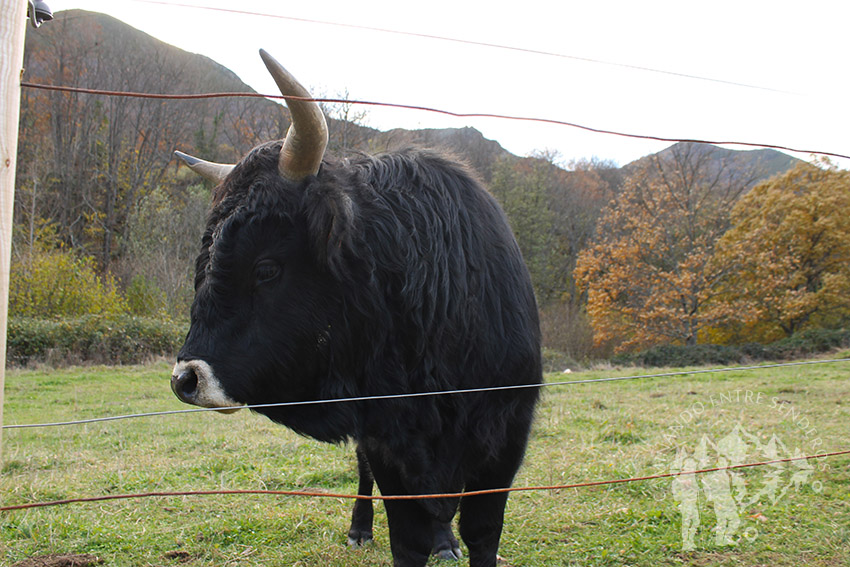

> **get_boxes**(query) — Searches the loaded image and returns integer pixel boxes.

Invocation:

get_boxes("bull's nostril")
[181,370,198,396]
[172,368,199,402]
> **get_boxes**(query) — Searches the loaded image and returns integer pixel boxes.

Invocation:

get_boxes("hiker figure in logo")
[701,456,741,545]
[717,424,751,504]
[788,448,815,491]
[671,451,700,551]
[668,417,819,551]
[751,435,787,505]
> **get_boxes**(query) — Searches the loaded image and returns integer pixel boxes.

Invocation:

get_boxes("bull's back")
[359,150,542,390]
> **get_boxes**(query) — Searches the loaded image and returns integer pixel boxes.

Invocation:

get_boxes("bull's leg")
[458,437,529,567]
[349,447,462,560]
[347,445,375,546]
[363,448,433,567]
[432,518,462,560]
[458,491,508,567]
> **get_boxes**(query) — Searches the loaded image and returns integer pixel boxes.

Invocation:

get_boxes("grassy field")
[1,356,848,566]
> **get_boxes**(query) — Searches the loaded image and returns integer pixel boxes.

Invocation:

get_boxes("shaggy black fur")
[177,141,541,567]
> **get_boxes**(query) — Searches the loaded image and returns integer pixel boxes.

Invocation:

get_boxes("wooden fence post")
[0,1,28,461]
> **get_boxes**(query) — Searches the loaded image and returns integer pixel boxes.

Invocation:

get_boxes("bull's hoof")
[346,530,373,547]
[432,544,462,561]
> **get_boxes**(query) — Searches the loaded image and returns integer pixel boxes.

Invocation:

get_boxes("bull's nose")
[171,359,244,412]
[171,367,199,404]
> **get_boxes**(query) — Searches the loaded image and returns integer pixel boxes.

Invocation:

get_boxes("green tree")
[489,154,621,359]
[489,156,559,301]
[118,184,210,317]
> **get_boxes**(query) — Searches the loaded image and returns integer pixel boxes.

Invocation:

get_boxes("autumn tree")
[552,157,623,293]
[16,8,295,311]
[537,156,621,358]
[710,161,850,341]
[574,143,759,353]
[20,12,202,267]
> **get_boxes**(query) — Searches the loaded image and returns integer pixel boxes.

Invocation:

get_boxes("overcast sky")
[46,0,850,168]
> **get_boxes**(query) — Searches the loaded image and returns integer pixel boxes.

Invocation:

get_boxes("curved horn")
[174,151,234,184]
[259,49,328,181]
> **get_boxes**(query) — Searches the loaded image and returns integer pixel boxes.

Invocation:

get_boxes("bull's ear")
[302,182,356,273]
[174,151,234,184]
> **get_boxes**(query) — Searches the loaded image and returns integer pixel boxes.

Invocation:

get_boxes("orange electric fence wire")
[2,449,847,513]
[19,81,850,162]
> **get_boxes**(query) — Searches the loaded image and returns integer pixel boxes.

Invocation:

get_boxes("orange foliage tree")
[574,143,757,353]
[710,161,850,341]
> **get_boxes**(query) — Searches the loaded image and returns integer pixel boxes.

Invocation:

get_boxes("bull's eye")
[254,260,281,284]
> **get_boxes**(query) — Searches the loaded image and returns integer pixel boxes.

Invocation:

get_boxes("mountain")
[24,10,257,98]
[625,141,803,185]
[16,9,815,358]
[370,126,515,181]
[25,10,802,186]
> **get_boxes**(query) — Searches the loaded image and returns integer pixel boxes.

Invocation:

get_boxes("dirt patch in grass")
[11,554,102,567]
[163,550,194,563]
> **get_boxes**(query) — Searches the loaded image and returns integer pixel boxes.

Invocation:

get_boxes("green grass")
[1,357,849,566]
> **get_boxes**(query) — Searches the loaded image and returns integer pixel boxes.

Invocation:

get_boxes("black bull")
[171,50,541,567]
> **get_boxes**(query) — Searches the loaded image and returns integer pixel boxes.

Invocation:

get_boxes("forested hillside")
[14,9,847,366]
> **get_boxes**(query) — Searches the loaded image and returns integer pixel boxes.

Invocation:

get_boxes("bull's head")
[170,50,336,417]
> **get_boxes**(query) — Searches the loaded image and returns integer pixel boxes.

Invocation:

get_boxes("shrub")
[541,347,579,374]
[10,249,128,318]
[611,328,850,368]
[539,300,595,362]
[759,328,850,361]
[125,274,169,317]
[6,315,186,366]
[615,344,742,368]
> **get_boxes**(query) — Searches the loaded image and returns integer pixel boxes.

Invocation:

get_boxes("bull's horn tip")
[174,150,198,166]
[258,48,275,65]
